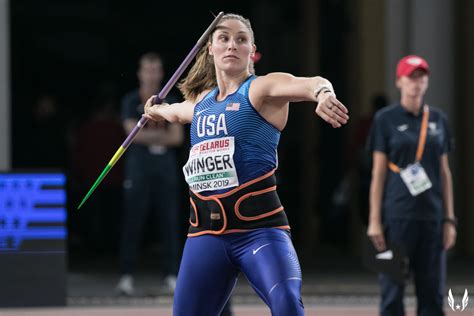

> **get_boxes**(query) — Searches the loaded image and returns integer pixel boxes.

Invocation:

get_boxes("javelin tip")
[77,164,113,210]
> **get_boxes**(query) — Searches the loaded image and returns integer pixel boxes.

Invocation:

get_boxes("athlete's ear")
[208,42,213,56]
[251,44,257,57]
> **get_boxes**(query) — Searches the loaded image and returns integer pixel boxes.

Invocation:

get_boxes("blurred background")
[0,0,473,315]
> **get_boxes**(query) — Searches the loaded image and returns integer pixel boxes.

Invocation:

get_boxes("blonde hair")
[178,14,255,102]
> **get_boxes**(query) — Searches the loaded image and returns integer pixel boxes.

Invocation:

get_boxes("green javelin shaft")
[77,144,127,209]
[77,12,224,210]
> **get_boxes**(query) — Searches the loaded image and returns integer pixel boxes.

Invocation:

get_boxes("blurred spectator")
[29,94,68,168]
[71,95,125,251]
[116,52,184,296]
[367,55,456,316]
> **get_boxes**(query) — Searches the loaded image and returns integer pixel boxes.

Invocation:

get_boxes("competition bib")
[399,162,432,196]
[182,137,239,192]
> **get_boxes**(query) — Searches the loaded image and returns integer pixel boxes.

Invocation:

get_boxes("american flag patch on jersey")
[226,103,240,111]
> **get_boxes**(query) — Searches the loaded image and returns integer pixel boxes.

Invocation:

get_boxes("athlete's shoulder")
[195,88,216,103]
[250,72,292,88]
[192,89,216,111]
[237,75,257,95]
[254,72,292,81]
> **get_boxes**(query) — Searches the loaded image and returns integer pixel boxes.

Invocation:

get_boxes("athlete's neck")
[400,95,423,115]
[215,70,250,102]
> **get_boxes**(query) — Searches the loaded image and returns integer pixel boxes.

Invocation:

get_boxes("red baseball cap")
[396,55,429,78]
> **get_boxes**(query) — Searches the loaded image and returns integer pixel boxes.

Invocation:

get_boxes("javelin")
[78,12,224,209]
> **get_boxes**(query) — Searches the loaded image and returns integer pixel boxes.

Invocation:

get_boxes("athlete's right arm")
[367,151,387,252]
[143,98,195,124]
[143,90,211,124]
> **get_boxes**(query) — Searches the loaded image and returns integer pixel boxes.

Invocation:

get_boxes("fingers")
[367,222,386,252]
[369,234,386,252]
[444,238,453,251]
[444,237,455,250]
[330,97,349,114]
[327,97,349,121]
[316,109,341,128]
[315,96,349,128]
[443,227,457,250]
[449,238,456,249]
[317,105,346,128]
[328,104,349,123]
[144,95,156,115]
[443,228,448,250]
[143,95,159,121]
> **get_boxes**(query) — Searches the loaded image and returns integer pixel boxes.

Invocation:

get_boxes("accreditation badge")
[182,137,239,192]
[148,145,167,155]
[399,162,432,196]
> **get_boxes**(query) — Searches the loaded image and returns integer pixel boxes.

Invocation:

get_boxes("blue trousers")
[173,228,304,316]
[379,219,446,316]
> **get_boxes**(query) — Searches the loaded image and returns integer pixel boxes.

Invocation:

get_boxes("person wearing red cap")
[396,55,430,79]
[367,55,456,316]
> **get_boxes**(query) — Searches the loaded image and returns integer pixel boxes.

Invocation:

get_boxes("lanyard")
[388,105,430,173]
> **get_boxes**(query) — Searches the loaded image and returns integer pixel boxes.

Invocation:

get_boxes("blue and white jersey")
[183,75,280,194]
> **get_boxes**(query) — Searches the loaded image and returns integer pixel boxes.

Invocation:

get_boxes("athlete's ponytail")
[178,14,255,102]
[178,44,216,102]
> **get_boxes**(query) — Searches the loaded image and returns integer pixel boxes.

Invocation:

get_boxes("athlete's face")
[396,69,429,98]
[209,19,256,74]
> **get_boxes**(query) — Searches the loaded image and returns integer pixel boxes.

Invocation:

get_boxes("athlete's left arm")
[251,73,349,128]
[440,154,456,250]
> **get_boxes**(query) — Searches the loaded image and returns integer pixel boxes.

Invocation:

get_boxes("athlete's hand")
[143,95,167,122]
[443,222,457,250]
[315,92,349,128]
[367,220,386,252]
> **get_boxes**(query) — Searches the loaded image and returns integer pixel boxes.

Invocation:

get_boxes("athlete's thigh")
[173,235,238,316]
[237,228,302,303]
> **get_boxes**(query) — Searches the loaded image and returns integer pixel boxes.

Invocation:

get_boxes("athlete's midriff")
[187,169,290,237]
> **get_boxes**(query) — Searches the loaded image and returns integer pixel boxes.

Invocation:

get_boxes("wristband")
[443,217,458,228]
[314,85,334,101]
